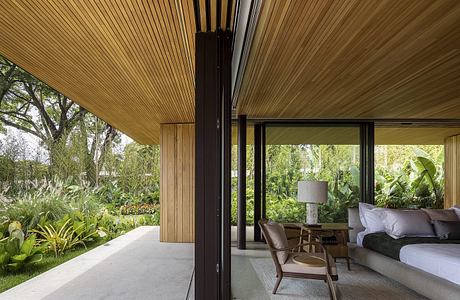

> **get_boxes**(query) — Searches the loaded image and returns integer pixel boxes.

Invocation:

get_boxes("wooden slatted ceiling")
[236,0,460,120]
[0,0,235,144]
[197,0,236,32]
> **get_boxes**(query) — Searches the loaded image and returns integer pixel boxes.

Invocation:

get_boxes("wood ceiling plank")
[0,0,215,144]
[237,0,460,121]
[221,0,228,30]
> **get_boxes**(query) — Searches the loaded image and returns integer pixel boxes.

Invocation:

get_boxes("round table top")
[292,254,326,267]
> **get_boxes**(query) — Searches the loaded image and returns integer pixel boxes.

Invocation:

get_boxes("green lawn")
[0,240,106,293]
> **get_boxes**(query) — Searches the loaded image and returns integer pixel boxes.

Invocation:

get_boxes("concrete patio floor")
[0,226,194,300]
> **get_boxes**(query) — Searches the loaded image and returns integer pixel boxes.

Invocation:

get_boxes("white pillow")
[452,206,460,220]
[382,209,435,239]
[358,202,386,233]
[358,202,373,228]
[356,230,367,247]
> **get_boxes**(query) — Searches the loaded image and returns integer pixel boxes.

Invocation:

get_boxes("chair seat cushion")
[281,252,337,276]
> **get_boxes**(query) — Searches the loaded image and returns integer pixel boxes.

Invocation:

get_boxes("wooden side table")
[298,223,352,270]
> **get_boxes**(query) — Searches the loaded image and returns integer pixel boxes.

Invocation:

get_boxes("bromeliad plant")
[0,222,47,271]
[32,214,104,257]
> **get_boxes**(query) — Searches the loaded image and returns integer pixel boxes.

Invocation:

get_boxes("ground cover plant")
[0,178,159,292]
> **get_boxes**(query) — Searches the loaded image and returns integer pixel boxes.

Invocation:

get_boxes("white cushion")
[281,252,337,275]
[382,209,435,239]
[421,208,458,221]
[452,206,460,220]
[359,202,387,233]
[356,230,366,247]
[264,221,289,264]
[358,202,373,228]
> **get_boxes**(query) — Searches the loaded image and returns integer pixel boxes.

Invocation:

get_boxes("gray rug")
[250,258,427,300]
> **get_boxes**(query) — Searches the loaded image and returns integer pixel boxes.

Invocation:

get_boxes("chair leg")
[326,273,337,300]
[272,275,283,294]
[346,257,351,271]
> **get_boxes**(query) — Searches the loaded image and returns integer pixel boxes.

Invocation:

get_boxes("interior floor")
[231,242,426,300]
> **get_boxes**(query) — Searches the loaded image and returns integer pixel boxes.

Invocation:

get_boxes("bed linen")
[362,232,460,260]
[400,244,460,285]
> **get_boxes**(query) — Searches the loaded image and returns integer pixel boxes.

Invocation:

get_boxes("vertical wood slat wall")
[444,135,460,208]
[160,123,195,242]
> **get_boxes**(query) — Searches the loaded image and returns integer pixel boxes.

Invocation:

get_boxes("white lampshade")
[297,181,328,203]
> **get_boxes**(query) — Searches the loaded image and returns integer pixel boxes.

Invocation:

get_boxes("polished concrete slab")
[231,243,426,300]
[0,226,194,300]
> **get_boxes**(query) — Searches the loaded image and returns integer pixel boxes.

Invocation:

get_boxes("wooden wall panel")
[160,123,195,242]
[445,135,460,208]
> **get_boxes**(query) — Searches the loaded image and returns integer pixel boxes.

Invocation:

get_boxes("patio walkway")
[0,226,194,300]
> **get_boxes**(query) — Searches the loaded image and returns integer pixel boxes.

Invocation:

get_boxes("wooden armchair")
[259,220,338,299]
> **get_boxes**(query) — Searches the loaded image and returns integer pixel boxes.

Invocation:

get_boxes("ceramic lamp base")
[306,203,319,225]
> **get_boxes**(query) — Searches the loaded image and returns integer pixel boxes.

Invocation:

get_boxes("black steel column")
[237,114,247,249]
[360,122,375,204]
[221,30,232,299]
[261,123,266,221]
[254,123,262,241]
[195,30,232,299]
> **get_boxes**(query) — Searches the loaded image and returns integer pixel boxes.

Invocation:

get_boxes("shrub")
[1,190,71,232]
[32,214,103,257]
[120,204,159,215]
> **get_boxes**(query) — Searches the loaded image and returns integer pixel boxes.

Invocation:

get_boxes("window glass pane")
[374,127,460,208]
[265,125,360,223]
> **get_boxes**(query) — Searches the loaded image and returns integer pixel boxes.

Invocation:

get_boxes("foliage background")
[231,142,444,225]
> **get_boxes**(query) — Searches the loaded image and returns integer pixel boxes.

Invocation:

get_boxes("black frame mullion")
[237,114,247,249]
[261,123,267,221]
[221,30,232,300]
[360,122,375,204]
[253,123,262,241]
[195,29,232,299]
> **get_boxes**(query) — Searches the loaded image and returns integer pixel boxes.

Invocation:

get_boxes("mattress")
[400,244,460,285]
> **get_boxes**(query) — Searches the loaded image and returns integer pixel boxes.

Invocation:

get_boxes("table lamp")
[297,181,328,225]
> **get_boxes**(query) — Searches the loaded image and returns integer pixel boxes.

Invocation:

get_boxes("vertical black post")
[254,123,262,241]
[221,30,232,300]
[261,123,266,220]
[360,122,375,204]
[195,29,232,299]
[237,114,247,249]
[195,31,220,299]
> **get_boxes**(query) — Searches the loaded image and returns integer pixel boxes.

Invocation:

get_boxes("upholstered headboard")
[348,208,364,243]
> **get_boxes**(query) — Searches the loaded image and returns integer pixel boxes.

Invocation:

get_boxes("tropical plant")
[0,222,47,271]
[32,216,100,257]
[375,152,443,209]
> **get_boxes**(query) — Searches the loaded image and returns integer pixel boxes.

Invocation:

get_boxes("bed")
[347,208,460,300]
[362,232,460,285]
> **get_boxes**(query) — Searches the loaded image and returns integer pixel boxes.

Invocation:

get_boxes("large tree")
[0,56,117,182]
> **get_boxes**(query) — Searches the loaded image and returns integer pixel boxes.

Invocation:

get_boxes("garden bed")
[0,239,105,293]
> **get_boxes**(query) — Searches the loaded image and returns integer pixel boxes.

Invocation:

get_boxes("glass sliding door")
[374,125,460,209]
[264,124,361,224]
